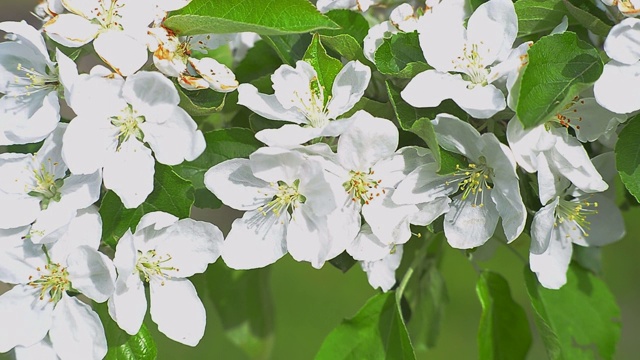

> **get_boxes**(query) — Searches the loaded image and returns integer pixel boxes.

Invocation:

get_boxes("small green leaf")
[315,292,416,360]
[525,264,621,360]
[374,32,429,78]
[176,84,226,117]
[616,115,640,203]
[515,0,569,37]
[100,164,194,248]
[320,34,366,62]
[319,10,369,43]
[262,33,311,66]
[477,271,532,360]
[164,0,339,36]
[204,263,275,359]
[235,41,283,83]
[95,302,158,360]
[172,128,262,209]
[563,0,613,38]
[516,32,603,129]
[303,33,343,103]
[328,251,358,273]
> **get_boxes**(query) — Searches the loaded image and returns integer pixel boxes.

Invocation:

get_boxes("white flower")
[62,69,205,208]
[401,0,522,118]
[316,0,375,13]
[43,0,156,76]
[529,153,625,289]
[363,3,422,62]
[0,21,77,145]
[147,28,238,92]
[0,207,116,360]
[237,60,371,147]
[599,0,640,17]
[34,0,65,24]
[0,124,101,242]
[108,212,223,346]
[507,117,609,204]
[393,114,526,249]
[359,229,403,292]
[14,336,59,360]
[204,147,343,269]
[594,18,640,113]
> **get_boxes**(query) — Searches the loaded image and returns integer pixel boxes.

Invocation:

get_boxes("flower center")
[343,169,383,205]
[555,197,598,237]
[13,63,59,97]
[258,179,306,217]
[551,96,585,130]
[446,159,493,207]
[111,105,145,150]
[26,157,64,210]
[28,262,71,303]
[455,43,489,87]
[135,249,178,286]
[92,0,125,30]
[294,76,330,128]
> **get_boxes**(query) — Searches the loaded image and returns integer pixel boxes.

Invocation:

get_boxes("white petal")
[466,0,517,63]
[107,274,147,336]
[13,337,58,360]
[0,285,53,352]
[47,206,102,260]
[418,14,465,73]
[392,163,458,205]
[204,158,272,211]
[66,246,116,303]
[0,153,33,196]
[236,83,306,123]
[150,279,206,346]
[141,107,204,165]
[254,124,324,148]
[362,190,416,246]
[43,14,100,48]
[0,194,41,229]
[272,61,317,112]
[28,201,76,245]
[0,91,60,145]
[530,197,559,254]
[537,153,566,204]
[326,61,371,118]
[123,71,180,122]
[348,224,393,262]
[286,207,333,268]
[221,212,288,270]
[337,112,398,170]
[50,295,107,360]
[189,57,238,93]
[604,18,640,65]
[594,60,640,114]
[444,194,500,249]
[372,146,433,188]
[0,226,41,284]
[135,211,178,233]
[361,245,403,292]
[573,194,625,247]
[249,147,307,183]
[55,48,79,104]
[0,21,52,64]
[401,70,465,109]
[155,218,223,278]
[411,197,451,226]
[103,139,155,209]
[431,113,482,160]
[506,117,555,173]
[93,30,149,76]
[58,171,102,210]
[62,115,116,175]
[570,98,627,143]
[364,21,396,62]
[529,230,572,289]
[67,69,125,118]
[451,83,506,119]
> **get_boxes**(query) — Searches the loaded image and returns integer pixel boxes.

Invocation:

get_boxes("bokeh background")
[1,2,638,359]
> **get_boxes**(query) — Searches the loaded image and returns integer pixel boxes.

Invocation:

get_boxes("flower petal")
[444,194,500,249]
[204,158,272,211]
[529,230,572,289]
[337,111,398,170]
[604,18,640,65]
[451,83,506,119]
[236,83,306,123]
[123,71,180,122]
[401,70,465,109]
[466,0,517,63]
[43,14,100,48]
[141,107,205,165]
[93,30,149,76]
[66,246,116,303]
[530,197,559,254]
[0,285,53,352]
[62,114,116,175]
[103,139,155,209]
[361,245,403,292]
[594,60,640,114]
[326,60,371,118]
[50,295,107,360]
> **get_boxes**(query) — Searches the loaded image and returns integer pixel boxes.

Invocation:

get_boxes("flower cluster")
[0,0,633,358]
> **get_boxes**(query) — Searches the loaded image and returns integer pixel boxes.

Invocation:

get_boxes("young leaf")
[616,115,640,203]
[562,0,612,38]
[100,164,195,248]
[516,32,603,129]
[515,0,569,37]
[320,34,366,62]
[203,263,275,359]
[176,85,226,117]
[374,32,429,78]
[262,33,311,66]
[315,292,416,360]
[172,128,262,209]
[94,302,158,360]
[303,34,343,103]
[476,271,532,360]
[164,0,339,36]
[318,9,369,62]
[525,264,621,359]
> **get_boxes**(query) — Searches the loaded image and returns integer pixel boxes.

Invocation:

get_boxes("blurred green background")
[0,2,638,359]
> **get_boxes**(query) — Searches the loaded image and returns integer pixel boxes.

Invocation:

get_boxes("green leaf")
[516,32,603,129]
[315,291,416,360]
[328,251,358,273]
[164,0,339,36]
[374,32,429,78]
[319,10,369,43]
[262,33,311,66]
[320,34,366,62]
[476,271,532,360]
[616,115,640,203]
[173,128,262,209]
[303,33,343,103]
[514,0,569,37]
[525,264,621,360]
[95,302,158,360]
[99,164,194,248]
[176,84,226,117]
[563,0,613,38]
[235,41,283,83]
[204,263,275,359]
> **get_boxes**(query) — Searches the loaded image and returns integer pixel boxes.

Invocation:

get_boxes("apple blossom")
[316,0,375,13]
[108,212,223,346]
[237,59,371,147]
